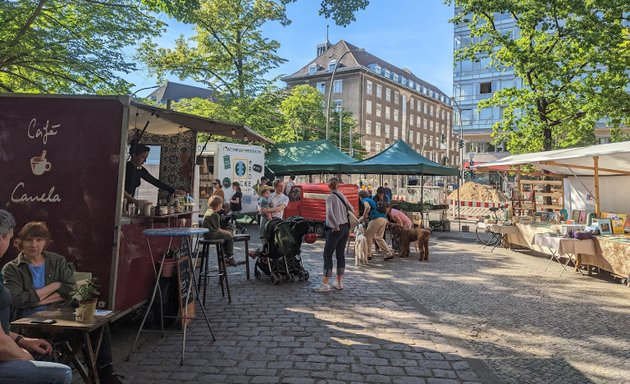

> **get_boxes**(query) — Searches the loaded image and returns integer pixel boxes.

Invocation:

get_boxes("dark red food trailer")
[0,94,268,313]
[284,183,359,235]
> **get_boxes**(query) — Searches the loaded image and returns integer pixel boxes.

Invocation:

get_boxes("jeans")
[0,360,72,384]
[323,223,349,277]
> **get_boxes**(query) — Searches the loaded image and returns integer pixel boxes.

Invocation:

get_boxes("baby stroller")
[254,216,311,284]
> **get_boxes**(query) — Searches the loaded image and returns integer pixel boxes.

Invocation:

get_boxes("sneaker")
[331,282,343,290]
[312,284,331,293]
[225,257,237,267]
[384,255,394,261]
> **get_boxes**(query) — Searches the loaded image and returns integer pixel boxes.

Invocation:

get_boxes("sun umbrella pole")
[593,156,600,217]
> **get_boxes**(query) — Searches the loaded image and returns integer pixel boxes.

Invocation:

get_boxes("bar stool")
[198,238,231,304]
[233,233,251,280]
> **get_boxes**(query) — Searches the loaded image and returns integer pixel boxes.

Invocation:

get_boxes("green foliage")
[279,85,326,142]
[137,0,289,99]
[310,0,370,27]
[70,278,99,305]
[449,0,630,153]
[330,110,365,159]
[0,0,165,93]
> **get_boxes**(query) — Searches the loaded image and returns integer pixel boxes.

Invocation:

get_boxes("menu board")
[176,239,195,326]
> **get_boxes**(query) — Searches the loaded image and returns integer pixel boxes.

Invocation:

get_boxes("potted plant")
[71,278,99,323]
[160,249,178,278]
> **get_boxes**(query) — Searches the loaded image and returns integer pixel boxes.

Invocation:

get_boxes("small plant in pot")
[71,278,99,323]
[160,248,179,278]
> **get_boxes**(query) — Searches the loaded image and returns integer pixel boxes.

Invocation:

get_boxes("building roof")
[282,40,451,107]
[147,81,214,104]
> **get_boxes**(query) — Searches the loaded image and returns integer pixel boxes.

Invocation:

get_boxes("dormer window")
[384,69,390,78]
[374,64,381,74]
[308,64,317,75]
[393,73,398,82]
[328,60,337,72]
[409,80,414,89]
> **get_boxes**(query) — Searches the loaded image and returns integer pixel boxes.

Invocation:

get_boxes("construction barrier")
[449,200,510,220]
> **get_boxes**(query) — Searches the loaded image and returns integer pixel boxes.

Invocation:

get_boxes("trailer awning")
[130,101,271,144]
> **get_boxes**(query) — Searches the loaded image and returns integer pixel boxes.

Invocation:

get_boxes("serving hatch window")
[135,145,162,206]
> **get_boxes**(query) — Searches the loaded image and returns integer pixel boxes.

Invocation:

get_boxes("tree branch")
[6,0,48,49]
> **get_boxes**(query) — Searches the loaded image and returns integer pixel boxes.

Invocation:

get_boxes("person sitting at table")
[202,196,237,267]
[0,210,72,384]
[2,221,123,384]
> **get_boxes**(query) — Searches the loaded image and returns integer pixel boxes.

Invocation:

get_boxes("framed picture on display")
[598,218,613,235]
[578,211,587,224]
[625,216,630,233]
[571,210,581,222]
[611,219,625,235]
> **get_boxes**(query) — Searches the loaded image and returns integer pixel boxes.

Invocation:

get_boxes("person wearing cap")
[0,210,72,384]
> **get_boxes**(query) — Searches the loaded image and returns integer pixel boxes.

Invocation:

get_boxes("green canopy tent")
[343,139,459,176]
[265,140,357,176]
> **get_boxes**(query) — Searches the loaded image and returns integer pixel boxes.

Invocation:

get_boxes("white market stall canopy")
[129,101,271,144]
[478,141,630,176]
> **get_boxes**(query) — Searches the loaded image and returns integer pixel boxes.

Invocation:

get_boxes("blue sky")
[129,0,455,97]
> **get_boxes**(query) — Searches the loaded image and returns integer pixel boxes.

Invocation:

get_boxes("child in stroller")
[253,216,312,284]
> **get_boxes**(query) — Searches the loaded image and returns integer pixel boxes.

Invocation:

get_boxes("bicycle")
[475,207,504,247]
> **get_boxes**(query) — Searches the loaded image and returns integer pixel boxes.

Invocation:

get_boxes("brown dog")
[388,224,430,261]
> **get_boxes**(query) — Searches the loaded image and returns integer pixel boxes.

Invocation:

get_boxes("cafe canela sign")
[11,118,62,204]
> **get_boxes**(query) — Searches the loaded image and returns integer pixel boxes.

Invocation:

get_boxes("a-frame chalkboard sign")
[177,239,196,326]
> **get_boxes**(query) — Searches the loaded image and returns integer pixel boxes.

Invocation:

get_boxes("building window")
[423,119,428,130]
[308,64,317,75]
[376,142,381,152]
[365,140,371,152]
[410,98,414,109]
[430,105,434,116]
[393,73,399,82]
[417,101,422,112]
[316,82,325,94]
[409,114,414,126]
[385,124,390,137]
[394,91,400,104]
[417,115,422,127]
[385,88,391,102]
[333,99,342,111]
[376,84,382,98]
[430,120,434,131]
[366,120,372,135]
[409,131,414,142]
[385,106,391,120]
[376,104,382,117]
[333,79,343,93]
[376,122,382,136]
[480,82,492,94]
[394,109,399,122]
[384,69,390,78]
[423,103,428,114]
[328,60,337,72]
[393,127,398,140]
[366,100,372,114]
[366,80,372,95]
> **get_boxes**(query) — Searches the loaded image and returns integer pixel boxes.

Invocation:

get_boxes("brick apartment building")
[282,40,460,166]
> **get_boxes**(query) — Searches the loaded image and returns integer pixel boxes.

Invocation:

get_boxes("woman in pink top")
[386,204,413,228]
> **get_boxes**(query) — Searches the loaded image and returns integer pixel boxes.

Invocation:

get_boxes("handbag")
[332,192,360,228]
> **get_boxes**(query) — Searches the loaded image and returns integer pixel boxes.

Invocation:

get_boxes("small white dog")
[354,224,369,266]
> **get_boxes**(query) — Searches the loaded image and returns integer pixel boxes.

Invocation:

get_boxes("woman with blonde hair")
[313,178,354,293]
[202,195,237,266]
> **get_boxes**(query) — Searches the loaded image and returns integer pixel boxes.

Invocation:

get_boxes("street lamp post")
[451,97,464,231]
[325,48,364,143]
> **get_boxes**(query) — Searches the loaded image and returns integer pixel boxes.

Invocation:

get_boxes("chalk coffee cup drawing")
[30,150,52,176]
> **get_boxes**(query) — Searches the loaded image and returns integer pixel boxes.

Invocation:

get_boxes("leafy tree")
[330,110,365,159]
[279,85,326,142]
[293,0,370,27]
[449,0,630,153]
[138,0,289,99]
[0,0,185,93]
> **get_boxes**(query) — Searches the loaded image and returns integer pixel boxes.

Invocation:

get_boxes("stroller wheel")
[288,273,296,283]
[254,269,261,280]
[270,273,281,285]
[297,271,304,281]
[302,270,310,281]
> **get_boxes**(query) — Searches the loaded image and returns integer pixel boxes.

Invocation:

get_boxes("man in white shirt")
[283,175,295,196]
[262,180,289,220]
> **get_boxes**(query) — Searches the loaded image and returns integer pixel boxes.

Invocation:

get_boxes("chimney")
[316,42,330,57]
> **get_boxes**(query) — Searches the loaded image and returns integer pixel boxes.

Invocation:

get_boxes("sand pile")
[448,182,508,202]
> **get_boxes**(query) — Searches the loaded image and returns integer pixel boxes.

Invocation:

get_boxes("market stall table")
[533,233,596,276]
[582,236,630,281]
[127,227,213,366]
[12,308,118,384]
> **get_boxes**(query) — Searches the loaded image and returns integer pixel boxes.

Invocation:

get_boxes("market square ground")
[100,225,629,384]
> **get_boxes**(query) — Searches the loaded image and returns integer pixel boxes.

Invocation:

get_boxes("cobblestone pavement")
[109,229,489,384]
[383,230,630,384]
[104,225,630,383]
